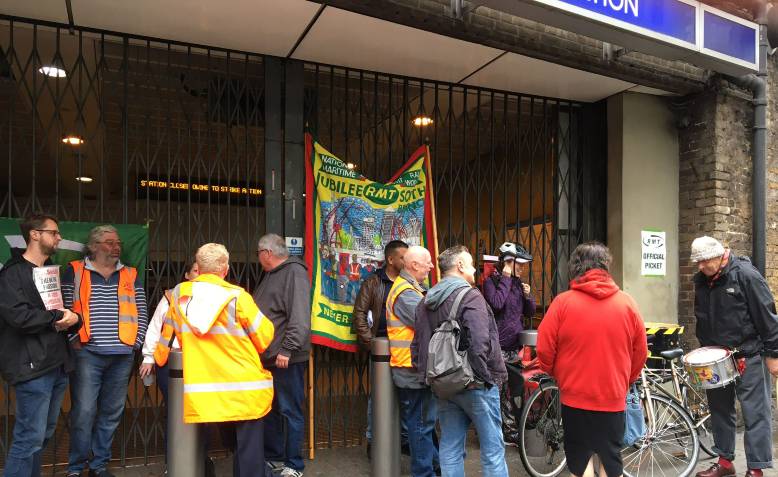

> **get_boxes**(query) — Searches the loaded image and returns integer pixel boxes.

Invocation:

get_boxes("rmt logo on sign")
[642,234,664,249]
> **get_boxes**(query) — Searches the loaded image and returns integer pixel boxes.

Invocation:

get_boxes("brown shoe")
[744,471,763,477]
[695,463,736,477]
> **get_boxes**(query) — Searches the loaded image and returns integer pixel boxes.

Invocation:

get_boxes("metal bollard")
[371,337,400,477]
[167,350,205,477]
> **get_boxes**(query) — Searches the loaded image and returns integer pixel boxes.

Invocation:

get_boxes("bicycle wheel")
[683,383,716,457]
[518,381,566,477]
[622,394,700,477]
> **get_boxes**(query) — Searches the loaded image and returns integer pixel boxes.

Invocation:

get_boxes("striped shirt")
[62,258,148,355]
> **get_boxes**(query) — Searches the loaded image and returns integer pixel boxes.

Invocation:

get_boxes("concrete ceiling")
[0,0,678,101]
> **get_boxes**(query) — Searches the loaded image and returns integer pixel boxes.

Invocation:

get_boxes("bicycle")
[505,360,565,477]
[621,368,700,477]
[644,348,716,457]
[499,349,566,477]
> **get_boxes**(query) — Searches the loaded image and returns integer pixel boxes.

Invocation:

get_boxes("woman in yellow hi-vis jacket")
[154,243,275,477]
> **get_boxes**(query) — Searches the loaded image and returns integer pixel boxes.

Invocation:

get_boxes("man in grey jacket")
[412,245,508,477]
[253,234,311,477]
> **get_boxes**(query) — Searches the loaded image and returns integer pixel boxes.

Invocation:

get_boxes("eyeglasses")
[257,248,269,255]
[98,240,123,247]
[35,229,61,237]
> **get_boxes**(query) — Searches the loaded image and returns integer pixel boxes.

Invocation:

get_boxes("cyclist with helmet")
[483,242,536,355]
[483,241,536,445]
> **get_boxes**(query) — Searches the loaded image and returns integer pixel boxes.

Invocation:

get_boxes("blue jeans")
[67,349,134,474]
[3,367,68,477]
[366,394,409,445]
[437,385,508,477]
[398,387,439,477]
[264,361,306,471]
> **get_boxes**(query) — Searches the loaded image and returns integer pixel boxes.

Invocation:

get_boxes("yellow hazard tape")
[644,322,684,335]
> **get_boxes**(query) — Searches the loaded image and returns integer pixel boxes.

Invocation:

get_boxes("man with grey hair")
[411,245,508,476]
[385,245,438,476]
[62,225,148,477]
[690,236,778,477]
[253,233,311,477]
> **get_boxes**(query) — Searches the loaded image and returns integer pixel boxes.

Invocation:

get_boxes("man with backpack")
[412,245,508,477]
[385,245,438,477]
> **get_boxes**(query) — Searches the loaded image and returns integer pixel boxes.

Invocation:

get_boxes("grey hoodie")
[252,256,312,366]
[412,276,507,387]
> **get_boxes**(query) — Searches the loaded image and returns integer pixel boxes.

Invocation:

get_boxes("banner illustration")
[305,134,438,352]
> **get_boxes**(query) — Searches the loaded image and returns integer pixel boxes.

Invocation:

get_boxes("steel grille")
[0,16,605,468]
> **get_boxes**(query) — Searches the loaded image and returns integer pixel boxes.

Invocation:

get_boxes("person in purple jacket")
[483,242,536,356]
[482,241,536,445]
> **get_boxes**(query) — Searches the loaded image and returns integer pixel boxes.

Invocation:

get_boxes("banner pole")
[425,147,440,283]
[308,350,315,460]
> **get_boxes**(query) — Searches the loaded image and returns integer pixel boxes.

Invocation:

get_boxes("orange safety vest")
[154,273,275,424]
[70,260,139,346]
[385,274,423,368]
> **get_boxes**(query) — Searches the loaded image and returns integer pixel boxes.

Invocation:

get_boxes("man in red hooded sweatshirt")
[537,242,647,477]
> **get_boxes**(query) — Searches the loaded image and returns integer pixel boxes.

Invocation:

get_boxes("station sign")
[482,0,759,75]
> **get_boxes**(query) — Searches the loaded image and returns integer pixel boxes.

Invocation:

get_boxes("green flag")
[0,218,149,282]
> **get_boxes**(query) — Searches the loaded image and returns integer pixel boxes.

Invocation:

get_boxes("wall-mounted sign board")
[482,0,758,76]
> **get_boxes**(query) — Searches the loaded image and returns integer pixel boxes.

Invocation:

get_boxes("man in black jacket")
[253,234,311,477]
[0,214,81,477]
[691,236,778,477]
[351,240,408,456]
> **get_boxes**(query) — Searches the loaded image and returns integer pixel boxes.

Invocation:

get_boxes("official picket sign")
[641,230,667,277]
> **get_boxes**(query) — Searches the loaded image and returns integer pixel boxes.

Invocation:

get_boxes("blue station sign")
[556,0,697,44]
[483,0,759,75]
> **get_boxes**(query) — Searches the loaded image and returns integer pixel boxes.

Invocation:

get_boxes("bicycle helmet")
[498,242,533,263]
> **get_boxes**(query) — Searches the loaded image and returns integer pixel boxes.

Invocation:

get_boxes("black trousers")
[219,418,273,477]
[706,355,773,469]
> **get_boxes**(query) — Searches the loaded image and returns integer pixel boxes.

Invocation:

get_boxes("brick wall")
[677,55,778,347]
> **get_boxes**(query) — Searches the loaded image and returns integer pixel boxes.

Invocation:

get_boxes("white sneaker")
[279,467,303,477]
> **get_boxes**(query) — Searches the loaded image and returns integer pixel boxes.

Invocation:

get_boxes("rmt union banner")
[304,134,438,352]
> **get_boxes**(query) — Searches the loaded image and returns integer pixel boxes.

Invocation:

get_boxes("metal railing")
[0,15,605,470]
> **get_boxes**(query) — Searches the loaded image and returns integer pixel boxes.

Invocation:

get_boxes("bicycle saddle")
[658,348,684,360]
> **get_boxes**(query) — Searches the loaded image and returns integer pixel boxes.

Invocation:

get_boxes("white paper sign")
[33,265,64,310]
[641,231,666,276]
[286,236,304,256]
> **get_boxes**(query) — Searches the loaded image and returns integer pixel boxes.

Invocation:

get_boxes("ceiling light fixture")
[346,163,357,170]
[75,176,93,183]
[38,66,67,78]
[62,135,84,146]
[412,116,433,127]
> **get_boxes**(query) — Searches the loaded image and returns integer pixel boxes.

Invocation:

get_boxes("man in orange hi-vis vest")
[154,243,275,477]
[62,225,148,477]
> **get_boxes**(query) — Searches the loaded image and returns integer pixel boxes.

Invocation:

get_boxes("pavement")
[102,429,770,477]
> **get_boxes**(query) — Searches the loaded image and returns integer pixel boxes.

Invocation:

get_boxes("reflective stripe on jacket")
[154,273,275,424]
[386,275,421,368]
[70,260,138,345]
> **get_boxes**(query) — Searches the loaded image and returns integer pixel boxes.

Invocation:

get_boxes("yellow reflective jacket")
[386,274,423,368]
[154,273,275,424]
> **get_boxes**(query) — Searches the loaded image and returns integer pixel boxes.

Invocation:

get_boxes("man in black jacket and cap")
[691,236,778,477]
[0,214,81,477]
[253,233,311,477]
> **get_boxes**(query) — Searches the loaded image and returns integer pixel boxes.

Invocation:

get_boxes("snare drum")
[682,346,739,390]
